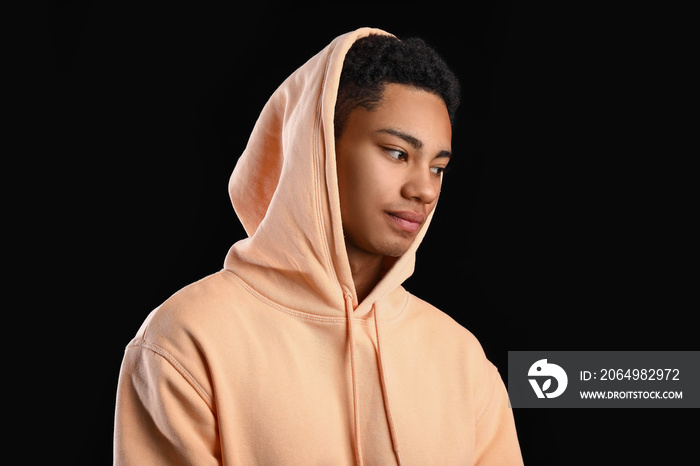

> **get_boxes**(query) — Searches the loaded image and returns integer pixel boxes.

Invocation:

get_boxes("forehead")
[354,83,452,151]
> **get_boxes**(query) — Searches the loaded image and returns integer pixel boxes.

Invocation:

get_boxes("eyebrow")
[375,128,452,159]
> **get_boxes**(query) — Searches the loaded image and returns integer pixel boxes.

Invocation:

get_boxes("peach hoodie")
[114,27,523,465]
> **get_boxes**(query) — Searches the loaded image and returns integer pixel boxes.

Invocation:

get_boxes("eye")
[430,165,450,176]
[383,147,408,161]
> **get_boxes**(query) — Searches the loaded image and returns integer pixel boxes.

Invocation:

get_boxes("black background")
[21,1,695,464]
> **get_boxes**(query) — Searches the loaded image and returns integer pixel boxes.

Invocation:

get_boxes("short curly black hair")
[334,34,460,138]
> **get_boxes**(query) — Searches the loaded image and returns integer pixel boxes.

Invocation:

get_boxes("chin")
[376,241,412,258]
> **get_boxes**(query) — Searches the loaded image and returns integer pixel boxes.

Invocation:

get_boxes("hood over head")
[224,27,438,318]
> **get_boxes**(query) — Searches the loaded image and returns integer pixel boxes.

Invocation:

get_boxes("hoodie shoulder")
[124,270,268,400]
[132,271,240,343]
[400,292,500,396]
[403,292,509,422]
[125,271,259,382]
[403,292,489,356]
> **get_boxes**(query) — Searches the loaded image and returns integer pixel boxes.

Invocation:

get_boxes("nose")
[401,166,440,205]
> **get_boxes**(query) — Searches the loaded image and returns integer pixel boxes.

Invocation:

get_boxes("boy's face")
[335,83,452,260]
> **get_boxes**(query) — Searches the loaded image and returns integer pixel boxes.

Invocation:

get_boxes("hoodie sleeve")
[474,367,524,465]
[114,342,221,466]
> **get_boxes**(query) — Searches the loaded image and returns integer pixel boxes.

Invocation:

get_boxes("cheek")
[339,163,378,219]
[337,146,382,204]
[349,162,398,215]
[336,154,359,212]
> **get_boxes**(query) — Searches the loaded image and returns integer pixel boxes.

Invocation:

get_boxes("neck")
[345,244,387,303]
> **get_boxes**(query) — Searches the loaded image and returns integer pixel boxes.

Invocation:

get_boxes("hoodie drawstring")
[344,292,363,466]
[345,292,402,466]
[373,303,402,466]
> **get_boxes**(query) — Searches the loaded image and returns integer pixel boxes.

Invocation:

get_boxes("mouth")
[385,211,425,233]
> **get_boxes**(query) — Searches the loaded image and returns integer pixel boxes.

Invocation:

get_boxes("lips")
[385,211,425,233]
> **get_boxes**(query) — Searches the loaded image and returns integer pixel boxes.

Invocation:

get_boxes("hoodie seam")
[128,339,215,411]
[223,270,348,323]
[312,51,343,297]
[475,366,499,425]
[384,292,411,324]
[223,269,400,325]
